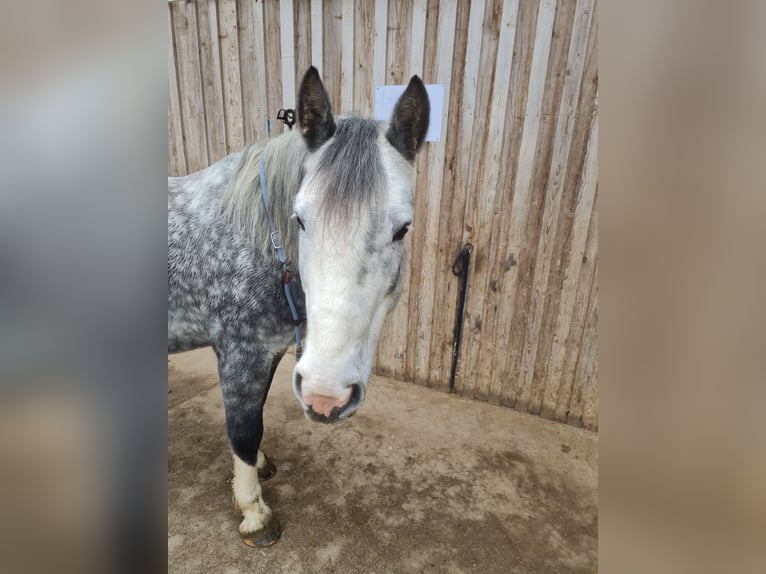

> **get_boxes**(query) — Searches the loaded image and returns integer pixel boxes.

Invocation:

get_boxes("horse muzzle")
[292,369,366,423]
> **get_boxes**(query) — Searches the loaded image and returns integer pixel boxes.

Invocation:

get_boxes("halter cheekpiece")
[259,154,304,359]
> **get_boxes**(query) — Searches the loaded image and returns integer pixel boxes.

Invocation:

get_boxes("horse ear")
[386,75,430,162]
[297,66,336,151]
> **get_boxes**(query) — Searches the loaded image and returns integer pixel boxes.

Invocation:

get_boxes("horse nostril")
[292,368,305,404]
[343,382,365,413]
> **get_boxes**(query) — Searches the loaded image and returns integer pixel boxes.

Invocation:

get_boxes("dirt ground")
[168,348,598,573]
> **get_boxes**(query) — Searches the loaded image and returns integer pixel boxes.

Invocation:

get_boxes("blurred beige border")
[601,0,766,572]
[1,0,765,572]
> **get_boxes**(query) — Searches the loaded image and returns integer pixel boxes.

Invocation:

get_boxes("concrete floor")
[168,348,598,573]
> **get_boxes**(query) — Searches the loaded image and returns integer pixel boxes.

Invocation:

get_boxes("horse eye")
[393,224,409,242]
[295,215,305,231]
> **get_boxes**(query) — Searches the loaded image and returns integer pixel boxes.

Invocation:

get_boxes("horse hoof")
[257,454,277,481]
[241,516,281,548]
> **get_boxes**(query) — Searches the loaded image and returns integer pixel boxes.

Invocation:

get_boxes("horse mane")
[224,116,387,264]
[225,130,308,265]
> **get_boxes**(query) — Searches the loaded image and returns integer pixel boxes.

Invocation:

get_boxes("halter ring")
[270,231,282,250]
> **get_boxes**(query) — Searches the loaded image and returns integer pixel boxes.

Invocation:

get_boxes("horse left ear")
[386,75,430,162]
[297,66,336,151]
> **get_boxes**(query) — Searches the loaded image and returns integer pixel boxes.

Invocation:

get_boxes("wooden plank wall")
[167,0,599,431]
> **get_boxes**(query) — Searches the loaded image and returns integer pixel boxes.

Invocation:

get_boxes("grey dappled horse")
[168,67,429,546]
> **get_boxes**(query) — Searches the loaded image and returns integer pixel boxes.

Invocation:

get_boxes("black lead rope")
[449,244,472,392]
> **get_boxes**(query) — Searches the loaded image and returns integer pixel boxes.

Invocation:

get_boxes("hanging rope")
[449,243,472,392]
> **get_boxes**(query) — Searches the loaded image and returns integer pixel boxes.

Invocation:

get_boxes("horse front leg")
[216,344,283,547]
[231,450,280,547]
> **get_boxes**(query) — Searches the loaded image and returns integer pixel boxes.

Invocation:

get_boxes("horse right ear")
[386,75,430,162]
[297,67,336,151]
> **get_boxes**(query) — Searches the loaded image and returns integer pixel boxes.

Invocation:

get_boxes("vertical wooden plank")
[280,0,296,107]
[378,0,426,377]
[385,0,413,85]
[237,0,269,143]
[459,0,486,128]
[541,108,598,419]
[396,0,438,381]
[218,0,244,154]
[581,332,598,431]
[322,0,343,108]
[485,0,557,404]
[497,0,575,410]
[460,0,539,398]
[426,0,476,389]
[529,1,597,422]
[398,0,429,379]
[171,0,208,172]
[294,0,313,79]
[196,0,227,163]
[555,190,597,421]
[311,0,323,71]
[459,0,521,402]
[563,5,598,239]
[381,242,411,375]
[448,0,510,398]
[341,0,355,113]
[168,6,187,176]
[514,0,595,414]
[409,0,427,77]
[567,263,598,428]
[410,0,459,385]
[377,189,411,381]
[370,0,391,373]
[263,0,285,136]
[373,0,388,87]
[382,0,437,380]
[353,0,375,114]
[463,0,538,398]
[512,0,596,422]
[407,0,440,378]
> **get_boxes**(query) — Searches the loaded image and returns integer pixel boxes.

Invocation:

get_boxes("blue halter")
[259,154,304,359]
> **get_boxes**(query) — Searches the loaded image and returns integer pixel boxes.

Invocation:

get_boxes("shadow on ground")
[168,348,597,573]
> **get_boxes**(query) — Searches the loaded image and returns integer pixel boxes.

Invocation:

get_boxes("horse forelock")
[312,116,387,232]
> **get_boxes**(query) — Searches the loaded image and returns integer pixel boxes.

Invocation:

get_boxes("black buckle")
[277,108,296,129]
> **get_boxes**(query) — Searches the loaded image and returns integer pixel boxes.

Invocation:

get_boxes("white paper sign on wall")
[373,84,445,142]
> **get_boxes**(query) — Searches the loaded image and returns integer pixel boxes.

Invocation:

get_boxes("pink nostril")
[303,387,352,417]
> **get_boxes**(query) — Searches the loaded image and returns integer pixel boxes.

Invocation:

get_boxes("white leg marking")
[232,453,272,534]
